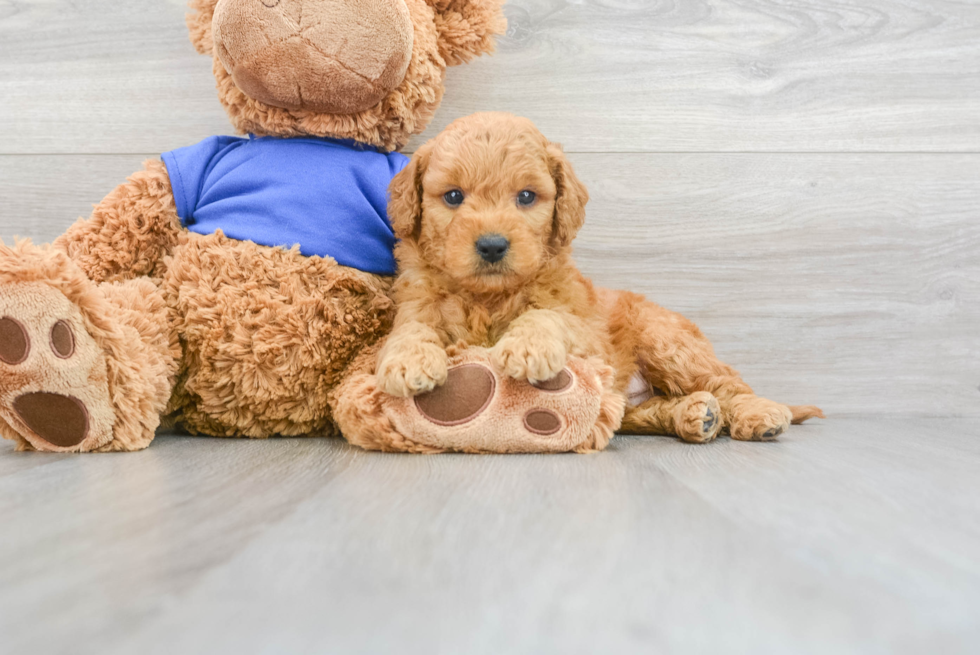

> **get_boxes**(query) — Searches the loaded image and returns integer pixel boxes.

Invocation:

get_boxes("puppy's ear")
[547,142,589,249]
[186,0,219,55]
[389,143,433,243]
[428,0,508,66]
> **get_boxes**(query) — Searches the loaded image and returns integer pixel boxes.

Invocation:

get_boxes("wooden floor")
[1,420,978,654]
[2,0,979,652]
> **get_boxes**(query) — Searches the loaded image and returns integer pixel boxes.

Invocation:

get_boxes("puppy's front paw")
[377,344,449,397]
[491,335,567,384]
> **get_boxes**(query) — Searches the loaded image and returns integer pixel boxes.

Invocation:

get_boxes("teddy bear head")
[186,0,506,152]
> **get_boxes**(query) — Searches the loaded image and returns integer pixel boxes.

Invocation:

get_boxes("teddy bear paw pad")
[523,409,562,435]
[414,364,495,426]
[12,392,89,448]
[382,350,605,453]
[0,317,30,365]
[0,282,115,452]
[530,369,573,392]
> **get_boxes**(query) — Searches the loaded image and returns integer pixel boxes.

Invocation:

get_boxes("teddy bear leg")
[157,233,395,439]
[332,345,624,454]
[53,159,184,283]
[329,344,448,453]
[0,241,178,452]
[621,392,723,444]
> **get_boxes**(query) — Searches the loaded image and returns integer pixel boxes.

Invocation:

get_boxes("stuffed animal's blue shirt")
[162,135,409,276]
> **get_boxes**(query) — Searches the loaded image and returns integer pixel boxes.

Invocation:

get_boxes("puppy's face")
[390,113,588,294]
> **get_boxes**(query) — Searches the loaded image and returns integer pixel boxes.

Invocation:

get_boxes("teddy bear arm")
[54,159,184,284]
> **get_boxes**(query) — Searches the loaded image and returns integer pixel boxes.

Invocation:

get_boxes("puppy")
[376,112,823,446]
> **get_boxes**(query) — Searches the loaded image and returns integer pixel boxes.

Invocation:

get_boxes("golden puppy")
[375,112,823,446]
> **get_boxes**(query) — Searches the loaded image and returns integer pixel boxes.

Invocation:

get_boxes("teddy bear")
[0,0,529,452]
[1,0,622,454]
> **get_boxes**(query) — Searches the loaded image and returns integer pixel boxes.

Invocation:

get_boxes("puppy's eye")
[443,189,465,207]
[517,190,536,207]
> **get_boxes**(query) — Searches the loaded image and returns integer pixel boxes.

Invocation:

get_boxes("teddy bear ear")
[428,0,508,67]
[186,0,220,55]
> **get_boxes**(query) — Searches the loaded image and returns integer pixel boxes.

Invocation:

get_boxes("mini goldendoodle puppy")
[374,112,823,447]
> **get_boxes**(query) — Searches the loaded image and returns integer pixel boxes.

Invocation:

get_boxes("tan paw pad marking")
[0,316,30,365]
[13,392,90,448]
[415,364,495,426]
[531,368,573,392]
[523,409,562,436]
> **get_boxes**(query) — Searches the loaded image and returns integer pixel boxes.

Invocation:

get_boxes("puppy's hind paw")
[673,392,722,444]
[727,395,793,442]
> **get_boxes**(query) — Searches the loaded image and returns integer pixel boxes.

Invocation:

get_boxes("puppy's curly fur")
[377,113,824,444]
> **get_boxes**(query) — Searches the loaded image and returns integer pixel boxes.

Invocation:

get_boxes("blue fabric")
[161,135,409,276]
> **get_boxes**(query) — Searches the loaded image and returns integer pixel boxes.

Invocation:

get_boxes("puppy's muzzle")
[475,234,510,264]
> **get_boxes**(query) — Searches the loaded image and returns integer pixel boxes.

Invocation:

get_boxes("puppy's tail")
[788,405,825,424]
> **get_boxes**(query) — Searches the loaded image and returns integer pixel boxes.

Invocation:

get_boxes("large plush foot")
[0,241,175,452]
[0,281,115,451]
[379,347,619,453]
[673,391,723,444]
[725,394,794,442]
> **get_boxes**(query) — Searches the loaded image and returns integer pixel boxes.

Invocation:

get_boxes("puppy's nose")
[475,234,510,263]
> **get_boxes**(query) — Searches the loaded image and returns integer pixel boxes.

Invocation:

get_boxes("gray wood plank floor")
[1,1,979,652]
[1,420,978,654]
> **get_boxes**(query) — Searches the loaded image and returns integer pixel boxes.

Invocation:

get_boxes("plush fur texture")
[160,231,395,438]
[372,113,824,448]
[0,241,177,452]
[54,160,185,283]
[0,0,505,452]
[188,0,506,151]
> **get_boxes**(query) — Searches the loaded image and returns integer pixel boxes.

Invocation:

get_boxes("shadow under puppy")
[333,112,823,453]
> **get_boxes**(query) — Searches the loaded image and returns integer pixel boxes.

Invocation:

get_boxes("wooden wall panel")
[0,0,978,154]
[3,152,977,415]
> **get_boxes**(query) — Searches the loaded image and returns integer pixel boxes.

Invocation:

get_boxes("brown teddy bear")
[0,0,534,452]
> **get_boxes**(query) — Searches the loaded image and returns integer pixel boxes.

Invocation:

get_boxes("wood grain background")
[1,0,978,416]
